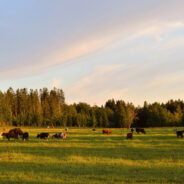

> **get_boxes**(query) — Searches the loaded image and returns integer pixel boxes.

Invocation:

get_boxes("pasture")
[0,128,183,184]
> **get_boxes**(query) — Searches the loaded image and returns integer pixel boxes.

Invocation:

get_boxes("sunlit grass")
[0,127,184,183]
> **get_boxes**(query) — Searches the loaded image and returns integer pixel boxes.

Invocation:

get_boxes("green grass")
[0,127,184,184]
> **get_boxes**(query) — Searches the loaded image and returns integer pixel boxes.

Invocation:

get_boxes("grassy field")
[0,127,184,184]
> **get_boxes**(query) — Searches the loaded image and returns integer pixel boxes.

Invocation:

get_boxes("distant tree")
[0,87,184,128]
[126,103,136,128]
[105,99,116,111]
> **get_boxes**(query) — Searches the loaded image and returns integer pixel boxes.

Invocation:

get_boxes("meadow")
[0,127,183,184]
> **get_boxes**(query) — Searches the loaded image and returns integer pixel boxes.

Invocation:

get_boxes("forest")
[0,87,184,128]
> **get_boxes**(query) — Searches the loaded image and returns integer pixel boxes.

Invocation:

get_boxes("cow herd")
[126,128,146,139]
[36,132,67,140]
[102,128,184,140]
[0,127,183,141]
[0,128,67,141]
[102,128,146,139]
[1,128,28,141]
[101,128,146,139]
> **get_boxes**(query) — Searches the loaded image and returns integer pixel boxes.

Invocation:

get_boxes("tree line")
[0,87,184,128]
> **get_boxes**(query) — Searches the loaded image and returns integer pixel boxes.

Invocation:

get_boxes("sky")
[1,0,184,106]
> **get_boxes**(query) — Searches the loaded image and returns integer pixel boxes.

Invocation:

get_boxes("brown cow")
[126,132,133,139]
[2,128,24,140]
[102,129,112,135]
[2,132,19,140]
[62,133,67,140]
[9,128,24,136]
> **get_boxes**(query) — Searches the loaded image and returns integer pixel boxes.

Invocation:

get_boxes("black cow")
[136,128,146,134]
[176,130,184,138]
[37,133,49,140]
[21,132,29,141]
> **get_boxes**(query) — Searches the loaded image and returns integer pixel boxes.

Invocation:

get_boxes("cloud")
[129,21,184,42]
[146,72,184,89]
[65,64,125,105]
[1,19,183,82]
[64,51,184,106]
[1,0,184,81]
[0,37,112,80]
[40,38,112,68]
[30,21,184,77]
[161,36,184,49]
[1,0,184,109]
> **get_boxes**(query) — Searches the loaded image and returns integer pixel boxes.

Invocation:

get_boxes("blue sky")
[1,0,184,106]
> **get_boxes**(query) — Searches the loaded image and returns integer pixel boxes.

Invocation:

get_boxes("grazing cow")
[102,129,112,134]
[136,128,146,134]
[21,132,29,141]
[52,133,62,139]
[52,133,66,140]
[126,132,133,139]
[9,128,24,136]
[92,128,96,131]
[37,133,49,140]
[62,133,67,140]
[2,132,19,140]
[176,130,184,138]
